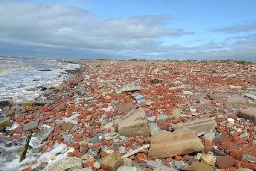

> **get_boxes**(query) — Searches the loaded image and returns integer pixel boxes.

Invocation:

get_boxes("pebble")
[117,166,138,171]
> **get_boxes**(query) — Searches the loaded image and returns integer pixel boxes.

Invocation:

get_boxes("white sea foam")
[0,56,81,102]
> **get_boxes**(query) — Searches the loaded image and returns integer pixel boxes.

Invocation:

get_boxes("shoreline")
[0,60,256,171]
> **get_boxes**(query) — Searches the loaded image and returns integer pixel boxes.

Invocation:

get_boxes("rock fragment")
[131,93,145,103]
[244,93,256,100]
[115,103,135,114]
[45,157,83,171]
[172,118,217,135]
[118,84,143,93]
[191,161,214,171]
[101,152,123,171]
[29,126,54,148]
[238,108,256,122]
[23,120,39,131]
[117,166,138,171]
[0,118,11,128]
[215,156,235,169]
[116,108,150,137]
[227,96,248,104]
[149,129,204,158]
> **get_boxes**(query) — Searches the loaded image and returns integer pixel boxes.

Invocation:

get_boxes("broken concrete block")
[23,120,39,131]
[131,93,145,103]
[227,96,248,104]
[149,129,204,159]
[101,152,123,171]
[29,126,54,148]
[118,84,143,93]
[238,108,256,122]
[46,157,83,171]
[116,108,150,137]
[171,118,217,135]
[151,128,198,144]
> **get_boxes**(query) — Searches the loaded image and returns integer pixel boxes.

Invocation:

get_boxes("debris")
[172,108,180,118]
[117,166,138,171]
[146,160,175,170]
[238,108,256,122]
[169,85,187,91]
[191,161,214,171]
[172,118,217,135]
[45,157,83,171]
[215,156,235,169]
[19,131,33,162]
[227,96,248,104]
[229,85,242,89]
[0,118,11,128]
[115,103,136,114]
[131,93,145,103]
[30,126,54,148]
[101,152,123,171]
[201,154,216,166]
[116,108,150,137]
[149,129,204,158]
[23,120,39,131]
[122,144,150,159]
[149,122,161,136]
[244,93,256,100]
[118,84,143,93]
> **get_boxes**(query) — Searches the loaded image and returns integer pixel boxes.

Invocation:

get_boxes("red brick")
[135,153,148,163]
[175,156,183,161]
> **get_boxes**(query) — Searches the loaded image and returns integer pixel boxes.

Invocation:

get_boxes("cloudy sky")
[0,0,256,61]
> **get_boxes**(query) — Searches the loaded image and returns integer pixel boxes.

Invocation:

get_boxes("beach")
[0,59,256,171]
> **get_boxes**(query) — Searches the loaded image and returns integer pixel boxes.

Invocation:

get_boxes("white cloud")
[0,1,255,61]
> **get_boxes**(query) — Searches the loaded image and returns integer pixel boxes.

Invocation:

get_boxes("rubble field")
[0,60,256,171]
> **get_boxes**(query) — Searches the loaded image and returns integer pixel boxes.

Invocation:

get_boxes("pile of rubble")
[0,60,256,171]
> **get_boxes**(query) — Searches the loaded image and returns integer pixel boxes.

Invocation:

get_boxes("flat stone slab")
[171,118,217,135]
[23,120,39,131]
[116,84,143,93]
[149,128,204,159]
[227,96,248,104]
[238,108,256,122]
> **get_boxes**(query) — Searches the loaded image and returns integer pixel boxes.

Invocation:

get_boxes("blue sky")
[0,0,256,60]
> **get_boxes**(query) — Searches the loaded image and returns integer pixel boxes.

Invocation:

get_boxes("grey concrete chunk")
[45,157,82,171]
[23,120,39,131]
[30,126,54,148]
[117,166,138,171]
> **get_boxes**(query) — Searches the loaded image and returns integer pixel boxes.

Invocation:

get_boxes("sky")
[0,0,256,61]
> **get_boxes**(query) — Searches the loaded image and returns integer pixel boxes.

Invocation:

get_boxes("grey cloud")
[211,21,256,33]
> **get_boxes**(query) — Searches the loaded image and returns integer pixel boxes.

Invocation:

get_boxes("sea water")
[0,56,81,102]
